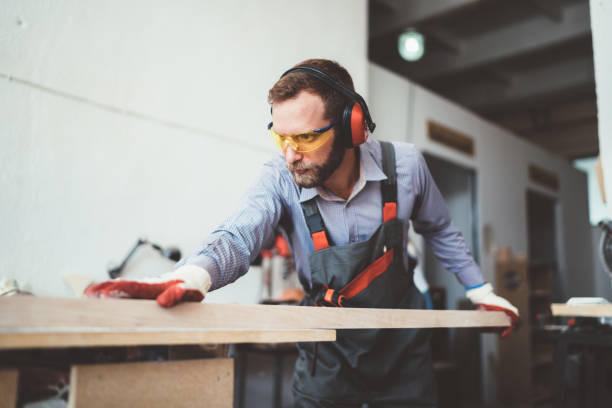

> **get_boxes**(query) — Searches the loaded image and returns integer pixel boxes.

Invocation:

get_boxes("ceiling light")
[398,29,425,61]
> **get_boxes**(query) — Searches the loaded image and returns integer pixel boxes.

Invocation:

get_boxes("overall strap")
[301,199,331,250]
[379,141,397,222]
[301,142,398,252]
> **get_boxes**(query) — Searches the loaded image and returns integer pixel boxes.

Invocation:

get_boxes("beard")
[286,133,346,188]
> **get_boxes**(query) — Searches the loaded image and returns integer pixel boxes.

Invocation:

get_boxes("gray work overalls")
[292,142,438,408]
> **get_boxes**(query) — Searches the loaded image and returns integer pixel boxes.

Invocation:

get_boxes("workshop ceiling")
[369,0,598,160]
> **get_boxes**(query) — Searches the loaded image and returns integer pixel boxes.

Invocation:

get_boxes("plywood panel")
[0,296,510,332]
[0,370,18,408]
[67,358,232,408]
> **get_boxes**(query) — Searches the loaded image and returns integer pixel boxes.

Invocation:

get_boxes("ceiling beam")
[449,56,594,112]
[523,120,599,158]
[490,99,598,133]
[484,68,515,86]
[530,0,563,22]
[396,1,590,81]
[527,121,598,145]
[422,27,463,55]
[370,0,483,39]
[552,144,598,160]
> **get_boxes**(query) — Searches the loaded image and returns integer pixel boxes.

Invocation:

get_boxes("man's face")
[271,91,345,188]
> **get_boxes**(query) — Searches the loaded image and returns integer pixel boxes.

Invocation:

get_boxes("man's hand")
[466,283,519,338]
[84,265,211,307]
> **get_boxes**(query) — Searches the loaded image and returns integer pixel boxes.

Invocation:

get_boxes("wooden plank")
[0,328,336,349]
[551,303,612,317]
[0,297,509,349]
[427,120,475,156]
[67,358,232,408]
[595,156,606,203]
[0,296,510,329]
[528,164,560,191]
[0,370,18,408]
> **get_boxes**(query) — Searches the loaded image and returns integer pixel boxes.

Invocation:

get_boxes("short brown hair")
[268,59,354,121]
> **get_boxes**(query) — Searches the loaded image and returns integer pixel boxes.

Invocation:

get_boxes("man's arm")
[407,148,519,336]
[408,149,484,288]
[86,161,288,305]
[176,163,288,290]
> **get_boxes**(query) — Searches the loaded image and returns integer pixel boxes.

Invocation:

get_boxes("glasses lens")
[270,129,296,151]
[293,131,329,152]
[269,126,333,153]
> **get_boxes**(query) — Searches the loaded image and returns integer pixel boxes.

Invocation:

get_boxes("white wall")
[590,0,612,217]
[0,0,368,302]
[369,62,593,401]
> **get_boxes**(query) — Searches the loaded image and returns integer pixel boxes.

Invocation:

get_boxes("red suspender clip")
[311,230,330,250]
[383,202,397,222]
[324,288,345,307]
[315,285,345,307]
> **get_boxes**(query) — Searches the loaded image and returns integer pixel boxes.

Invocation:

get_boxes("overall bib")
[292,142,437,408]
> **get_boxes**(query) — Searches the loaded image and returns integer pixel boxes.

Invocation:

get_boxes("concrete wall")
[0,0,368,302]
[369,62,594,401]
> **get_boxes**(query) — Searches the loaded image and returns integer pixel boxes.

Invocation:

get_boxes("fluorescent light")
[398,30,425,61]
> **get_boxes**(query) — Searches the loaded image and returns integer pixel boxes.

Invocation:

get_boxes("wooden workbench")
[551,303,612,318]
[0,296,510,407]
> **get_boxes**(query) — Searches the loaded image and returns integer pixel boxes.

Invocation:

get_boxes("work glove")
[466,282,519,338]
[84,265,211,307]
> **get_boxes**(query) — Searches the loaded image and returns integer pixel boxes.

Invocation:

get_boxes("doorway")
[526,190,562,301]
[422,153,479,310]
[422,153,481,405]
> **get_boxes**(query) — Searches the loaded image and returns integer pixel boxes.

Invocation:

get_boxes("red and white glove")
[466,283,519,338]
[84,265,211,308]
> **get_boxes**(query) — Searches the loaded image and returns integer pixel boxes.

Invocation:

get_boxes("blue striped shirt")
[178,138,485,291]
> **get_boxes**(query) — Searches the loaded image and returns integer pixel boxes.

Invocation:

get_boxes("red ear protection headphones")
[280,66,376,148]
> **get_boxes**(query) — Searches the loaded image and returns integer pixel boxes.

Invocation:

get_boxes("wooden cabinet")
[495,249,555,406]
[495,248,532,405]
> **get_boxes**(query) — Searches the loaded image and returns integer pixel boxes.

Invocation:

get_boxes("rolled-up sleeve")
[176,163,286,290]
[410,151,485,288]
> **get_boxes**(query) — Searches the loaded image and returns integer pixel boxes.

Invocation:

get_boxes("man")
[86,59,519,407]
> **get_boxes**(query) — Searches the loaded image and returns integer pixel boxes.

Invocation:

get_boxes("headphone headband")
[280,66,376,133]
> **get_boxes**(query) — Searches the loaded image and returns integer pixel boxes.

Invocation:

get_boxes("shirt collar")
[298,143,387,203]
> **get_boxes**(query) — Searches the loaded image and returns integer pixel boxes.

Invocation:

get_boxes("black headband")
[280,66,376,133]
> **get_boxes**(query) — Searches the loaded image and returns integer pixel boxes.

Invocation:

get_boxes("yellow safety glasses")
[268,120,336,153]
